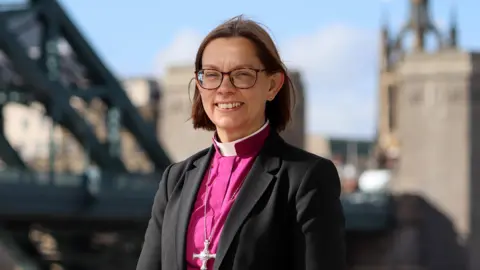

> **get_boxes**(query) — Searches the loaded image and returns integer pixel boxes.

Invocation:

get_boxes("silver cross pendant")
[193,239,216,270]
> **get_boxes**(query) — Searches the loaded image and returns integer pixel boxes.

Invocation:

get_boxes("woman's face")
[197,37,283,142]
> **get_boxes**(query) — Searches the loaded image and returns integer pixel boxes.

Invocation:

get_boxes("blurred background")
[0,0,478,269]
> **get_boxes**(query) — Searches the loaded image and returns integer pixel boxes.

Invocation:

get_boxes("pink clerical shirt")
[185,121,270,270]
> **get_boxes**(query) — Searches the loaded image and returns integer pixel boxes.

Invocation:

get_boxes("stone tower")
[377,1,480,269]
[376,0,455,165]
[393,51,480,268]
[158,65,213,162]
[280,70,305,149]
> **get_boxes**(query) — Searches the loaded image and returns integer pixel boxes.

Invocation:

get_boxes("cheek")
[200,91,214,111]
[242,90,267,112]
[254,80,272,99]
[248,82,270,102]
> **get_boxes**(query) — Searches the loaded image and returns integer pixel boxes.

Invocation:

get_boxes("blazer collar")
[175,129,283,270]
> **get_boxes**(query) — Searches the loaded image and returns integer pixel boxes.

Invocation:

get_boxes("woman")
[136,15,346,270]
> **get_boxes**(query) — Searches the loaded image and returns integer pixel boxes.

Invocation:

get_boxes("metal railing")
[0,168,161,190]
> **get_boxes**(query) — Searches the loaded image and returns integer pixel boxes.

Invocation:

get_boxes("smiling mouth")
[215,102,244,110]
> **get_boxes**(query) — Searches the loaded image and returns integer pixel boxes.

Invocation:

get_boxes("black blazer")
[136,131,346,270]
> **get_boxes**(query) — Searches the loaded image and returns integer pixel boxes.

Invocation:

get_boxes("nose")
[217,74,235,93]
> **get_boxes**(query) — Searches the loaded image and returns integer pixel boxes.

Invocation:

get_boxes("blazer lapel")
[214,132,282,269]
[175,147,214,270]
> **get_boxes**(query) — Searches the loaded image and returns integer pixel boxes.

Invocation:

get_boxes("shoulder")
[161,146,211,192]
[167,147,210,174]
[272,139,341,198]
[276,138,337,176]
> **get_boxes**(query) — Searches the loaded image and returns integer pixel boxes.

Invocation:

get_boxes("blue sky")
[57,0,479,139]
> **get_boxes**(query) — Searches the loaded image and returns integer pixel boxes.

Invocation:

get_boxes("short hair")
[191,15,295,133]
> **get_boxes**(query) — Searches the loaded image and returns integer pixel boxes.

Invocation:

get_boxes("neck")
[216,118,266,143]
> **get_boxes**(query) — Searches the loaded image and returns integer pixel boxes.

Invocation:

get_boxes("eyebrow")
[202,64,259,70]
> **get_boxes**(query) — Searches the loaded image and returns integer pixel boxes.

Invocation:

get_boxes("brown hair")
[190,15,295,132]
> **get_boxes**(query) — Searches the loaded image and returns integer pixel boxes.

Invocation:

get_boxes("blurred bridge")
[0,0,171,268]
[0,0,393,269]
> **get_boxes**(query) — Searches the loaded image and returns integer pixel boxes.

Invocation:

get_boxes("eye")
[232,69,255,78]
[205,72,219,78]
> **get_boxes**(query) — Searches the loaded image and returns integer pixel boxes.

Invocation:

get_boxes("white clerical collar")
[214,120,270,157]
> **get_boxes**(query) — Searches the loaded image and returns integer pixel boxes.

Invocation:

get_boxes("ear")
[267,72,285,101]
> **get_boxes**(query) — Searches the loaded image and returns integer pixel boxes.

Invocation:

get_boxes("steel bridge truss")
[0,0,171,173]
[0,1,172,268]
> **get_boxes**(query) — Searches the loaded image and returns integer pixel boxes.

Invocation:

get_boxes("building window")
[388,85,397,130]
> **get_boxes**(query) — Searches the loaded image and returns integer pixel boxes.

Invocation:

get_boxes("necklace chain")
[202,163,243,243]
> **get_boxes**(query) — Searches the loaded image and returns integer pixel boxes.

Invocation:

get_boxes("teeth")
[217,102,242,109]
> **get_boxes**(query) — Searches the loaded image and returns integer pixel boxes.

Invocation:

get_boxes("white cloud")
[154,24,379,138]
[153,29,203,76]
[281,24,378,138]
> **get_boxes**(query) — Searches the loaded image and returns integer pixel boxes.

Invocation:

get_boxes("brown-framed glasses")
[196,68,266,90]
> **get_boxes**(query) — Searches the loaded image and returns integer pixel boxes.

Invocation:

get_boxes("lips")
[215,102,244,109]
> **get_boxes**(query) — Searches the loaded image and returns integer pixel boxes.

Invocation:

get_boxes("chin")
[213,117,244,132]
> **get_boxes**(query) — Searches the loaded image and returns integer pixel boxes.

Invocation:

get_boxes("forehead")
[202,37,262,69]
